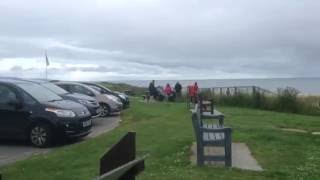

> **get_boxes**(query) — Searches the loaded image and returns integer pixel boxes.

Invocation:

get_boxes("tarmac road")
[0,115,120,167]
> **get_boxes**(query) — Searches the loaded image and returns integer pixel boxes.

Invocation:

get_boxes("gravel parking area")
[0,116,120,167]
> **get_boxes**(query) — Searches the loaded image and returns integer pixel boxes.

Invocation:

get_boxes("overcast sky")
[0,0,319,81]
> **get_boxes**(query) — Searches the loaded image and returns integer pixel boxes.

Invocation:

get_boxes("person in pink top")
[164,83,173,96]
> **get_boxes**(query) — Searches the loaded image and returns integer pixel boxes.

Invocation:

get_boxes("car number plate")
[82,120,92,127]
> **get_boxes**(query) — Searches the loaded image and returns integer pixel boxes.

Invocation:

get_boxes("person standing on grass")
[190,82,199,103]
[175,81,182,98]
[164,83,173,96]
[194,82,199,96]
[149,80,156,99]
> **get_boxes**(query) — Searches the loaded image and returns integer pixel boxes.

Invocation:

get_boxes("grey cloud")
[10,66,23,71]
[0,0,320,80]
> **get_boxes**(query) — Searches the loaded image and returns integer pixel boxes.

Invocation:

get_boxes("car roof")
[55,81,100,92]
[0,78,36,85]
[19,79,50,84]
[82,82,111,90]
[55,81,86,86]
[82,82,102,87]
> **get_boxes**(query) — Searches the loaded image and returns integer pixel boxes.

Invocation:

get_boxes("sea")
[117,78,320,96]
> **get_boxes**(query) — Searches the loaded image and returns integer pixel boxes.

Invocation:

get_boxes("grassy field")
[99,82,147,95]
[1,99,320,179]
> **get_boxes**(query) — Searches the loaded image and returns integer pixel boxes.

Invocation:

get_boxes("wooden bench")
[200,99,214,114]
[97,157,146,180]
[191,104,232,167]
[97,132,146,180]
[190,103,224,127]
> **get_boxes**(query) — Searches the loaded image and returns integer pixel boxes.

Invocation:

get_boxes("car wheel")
[29,123,52,148]
[100,104,111,117]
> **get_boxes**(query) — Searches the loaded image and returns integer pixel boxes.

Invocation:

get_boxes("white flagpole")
[45,51,48,80]
[46,63,48,80]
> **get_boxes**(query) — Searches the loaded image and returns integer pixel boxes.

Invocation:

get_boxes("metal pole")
[46,65,48,80]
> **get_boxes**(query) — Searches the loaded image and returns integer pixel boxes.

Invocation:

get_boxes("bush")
[194,87,320,116]
[274,87,299,113]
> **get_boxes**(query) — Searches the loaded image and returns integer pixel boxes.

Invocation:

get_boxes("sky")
[0,0,319,81]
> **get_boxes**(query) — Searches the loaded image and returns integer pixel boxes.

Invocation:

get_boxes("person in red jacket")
[164,83,173,96]
[189,82,199,103]
[194,82,199,96]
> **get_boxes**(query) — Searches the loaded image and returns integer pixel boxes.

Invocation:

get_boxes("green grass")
[99,82,147,96]
[1,100,320,179]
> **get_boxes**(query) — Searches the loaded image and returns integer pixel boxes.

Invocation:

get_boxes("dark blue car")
[0,79,92,147]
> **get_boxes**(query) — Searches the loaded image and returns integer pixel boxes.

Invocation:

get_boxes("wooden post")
[199,95,203,115]
[210,99,214,114]
[252,86,256,96]
[186,94,190,109]
[226,88,230,96]
[99,132,145,180]
[224,128,232,168]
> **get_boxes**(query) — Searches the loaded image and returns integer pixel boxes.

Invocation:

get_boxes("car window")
[0,85,18,104]
[90,85,110,94]
[90,86,102,93]
[71,85,94,96]
[42,83,68,95]
[20,90,36,105]
[17,83,63,102]
[57,84,70,92]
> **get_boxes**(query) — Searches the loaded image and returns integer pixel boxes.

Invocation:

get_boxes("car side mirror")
[7,99,23,109]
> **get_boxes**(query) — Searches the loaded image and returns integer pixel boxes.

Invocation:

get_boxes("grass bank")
[100,82,147,96]
[1,100,320,179]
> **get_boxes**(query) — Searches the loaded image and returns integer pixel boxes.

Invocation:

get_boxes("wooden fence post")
[199,95,203,115]
[226,88,230,96]
[252,86,256,96]
[210,99,214,114]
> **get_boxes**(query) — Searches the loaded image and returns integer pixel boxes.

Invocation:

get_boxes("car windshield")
[17,83,63,102]
[90,86,103,93]
[101,86,112,92]
[41,82,69,95]
[90,85,111,94]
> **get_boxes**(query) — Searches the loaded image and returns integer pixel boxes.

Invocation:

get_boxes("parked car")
[54,82,123,117]
[0,79,92,147]
[23,79,101,118]
[81,82,130,109]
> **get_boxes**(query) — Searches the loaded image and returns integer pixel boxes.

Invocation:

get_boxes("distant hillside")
[99,82,147,96]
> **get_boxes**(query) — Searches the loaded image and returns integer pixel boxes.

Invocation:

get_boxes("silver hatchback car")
[54,82,123,117]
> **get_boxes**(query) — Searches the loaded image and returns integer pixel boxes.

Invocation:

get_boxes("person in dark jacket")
[174,81,182,98]
[149,80,157,99]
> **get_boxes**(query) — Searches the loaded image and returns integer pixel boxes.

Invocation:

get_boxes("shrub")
[274,87,299,113]
[193,86,320,116]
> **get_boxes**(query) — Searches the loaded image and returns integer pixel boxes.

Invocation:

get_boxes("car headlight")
[119,94,126,99]
[78,99,90,105]
[45,108,76,118]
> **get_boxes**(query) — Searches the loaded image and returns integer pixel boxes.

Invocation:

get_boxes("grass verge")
[1,100,320,179]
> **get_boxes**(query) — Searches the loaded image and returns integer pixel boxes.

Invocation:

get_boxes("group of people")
[148,80,199,102]
[148,80,183,101]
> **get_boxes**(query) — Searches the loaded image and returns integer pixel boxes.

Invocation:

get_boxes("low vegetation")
[201,87,320,116]
[99,82,147,96]
[1,99,320,179]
